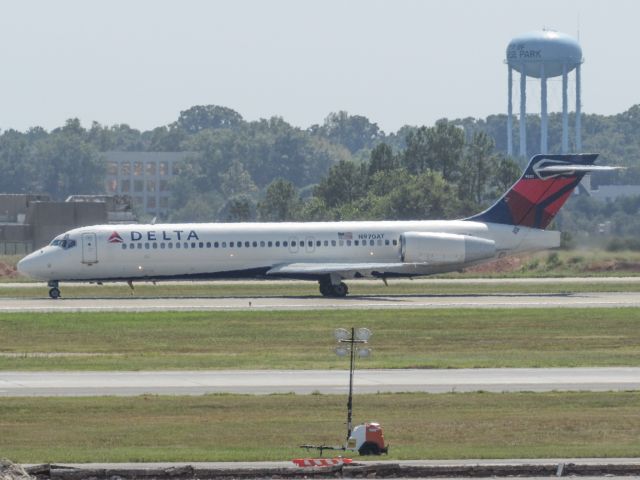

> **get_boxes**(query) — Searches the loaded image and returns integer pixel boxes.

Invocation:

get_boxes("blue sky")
[0,0,636,132]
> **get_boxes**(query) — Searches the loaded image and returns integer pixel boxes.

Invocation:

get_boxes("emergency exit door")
[82,232,98,264]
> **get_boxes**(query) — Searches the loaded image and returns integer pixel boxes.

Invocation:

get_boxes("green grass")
[3,391,640,462]
[3,278,640,298]
[3,309,640,370]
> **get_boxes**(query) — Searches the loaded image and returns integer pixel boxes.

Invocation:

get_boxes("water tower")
[506,30,583,157]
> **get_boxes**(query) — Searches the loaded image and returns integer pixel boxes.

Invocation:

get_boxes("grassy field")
[4,278,640,298]
[3,308,640,370]
[3,391,640,462]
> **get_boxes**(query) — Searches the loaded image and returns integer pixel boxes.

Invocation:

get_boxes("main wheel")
[331,282,348,297]
[319,281,332,297]
[49,287,61,299]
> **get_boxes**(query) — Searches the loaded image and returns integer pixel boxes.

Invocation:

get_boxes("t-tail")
[468,153,618,229]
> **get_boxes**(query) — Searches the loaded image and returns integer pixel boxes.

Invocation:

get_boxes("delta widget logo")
[108,231,124,243]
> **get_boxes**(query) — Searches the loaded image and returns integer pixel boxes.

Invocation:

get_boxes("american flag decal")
[108,231,123,243]
[338,232,353,240]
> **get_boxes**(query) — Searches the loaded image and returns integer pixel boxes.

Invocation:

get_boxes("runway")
[1,291,640,312]
[2,367,640,396]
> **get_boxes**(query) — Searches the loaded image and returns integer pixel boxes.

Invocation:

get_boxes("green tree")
[177,105,244,133]
[314,111,384,153]
[368,142,397,176]
[220,160,258,198]
[258,179,301,221]
[314,160,366,208]
[33,119,105,199]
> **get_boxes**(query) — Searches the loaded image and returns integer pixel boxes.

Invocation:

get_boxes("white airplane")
[18,154,615,299]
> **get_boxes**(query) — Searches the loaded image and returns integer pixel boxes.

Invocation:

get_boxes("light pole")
[334,327,371,443]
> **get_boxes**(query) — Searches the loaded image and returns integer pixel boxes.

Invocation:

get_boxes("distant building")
[0,194,135,253]
[589,185,640,202]
[103,151,193,217]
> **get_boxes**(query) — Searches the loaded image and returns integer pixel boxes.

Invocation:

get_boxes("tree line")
[2,104,640,242]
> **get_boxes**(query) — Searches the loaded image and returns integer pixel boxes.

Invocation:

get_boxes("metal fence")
[0,242,32,255]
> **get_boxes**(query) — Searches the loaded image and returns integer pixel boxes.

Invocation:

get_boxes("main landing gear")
[48,280,60,299]
[318,278,349,297]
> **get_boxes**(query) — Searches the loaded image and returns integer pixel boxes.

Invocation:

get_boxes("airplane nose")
[17,251,49,279]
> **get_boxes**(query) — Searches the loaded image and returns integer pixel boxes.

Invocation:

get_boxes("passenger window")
[237,242,242,248]
[323,240,328,246]
[153,242,158,249]
[331,240,336,246]
[291,241,296,247]
[192,242,197,248]
[176,242,181,249]
[245,241,250,247]
[145,243,150,249]
[392,239,398,246]
[275,241,280,247]
[122,244,127,250]
[160,243,165,249]
[385,239,390,246]
[183,242,189,248]
[129,243,134,249]
[369,240,374,246]
[339,240,344,246]
[316,240,321,247]
[252,241,258,247]
[199,242,204,248]
[168,243,173,249]
[377,239,382,246]
[137,243,142,249]
[283,241,288,247]
[214,242,219,248]
[260,241,265,247]
[222,242,227,248]
[268,241,272,247]
[230,242,234,248]
[206,242,211,248]
[354,240,359,246]
[347,240,352,246]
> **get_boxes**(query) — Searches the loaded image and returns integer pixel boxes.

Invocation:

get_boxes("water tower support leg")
[562,64,569,153]
[575,64,582,151]
[540,65,548,154]
[507,66,513,156]
[519,67,527,158]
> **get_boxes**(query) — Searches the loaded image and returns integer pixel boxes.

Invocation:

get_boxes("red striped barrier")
[292,457,353,467]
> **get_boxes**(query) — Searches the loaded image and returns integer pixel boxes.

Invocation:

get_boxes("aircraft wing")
[266,262,408,277]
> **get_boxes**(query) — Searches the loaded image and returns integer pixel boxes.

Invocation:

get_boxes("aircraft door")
[82,232,98,264]
[305,236,315,254]
[288,236,299,254]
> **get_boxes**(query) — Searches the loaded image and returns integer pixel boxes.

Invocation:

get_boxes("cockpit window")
[49,236,76,249]
[60,239,76,249]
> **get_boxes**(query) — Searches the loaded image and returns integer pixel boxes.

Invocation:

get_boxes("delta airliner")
[17,154,615,298]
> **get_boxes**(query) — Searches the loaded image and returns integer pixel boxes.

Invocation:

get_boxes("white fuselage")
[17,219,560,283]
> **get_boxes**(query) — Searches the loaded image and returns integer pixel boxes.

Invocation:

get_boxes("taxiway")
[2,367,640,396]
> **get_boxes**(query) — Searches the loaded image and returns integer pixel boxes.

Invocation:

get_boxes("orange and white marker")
[292,458,353,467]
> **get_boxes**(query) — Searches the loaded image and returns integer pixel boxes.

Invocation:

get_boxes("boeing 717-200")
[17,153,615,298]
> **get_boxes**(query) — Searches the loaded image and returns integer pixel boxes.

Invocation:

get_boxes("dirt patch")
[0,262,19,279]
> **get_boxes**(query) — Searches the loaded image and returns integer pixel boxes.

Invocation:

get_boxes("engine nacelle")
[400,232,496,264]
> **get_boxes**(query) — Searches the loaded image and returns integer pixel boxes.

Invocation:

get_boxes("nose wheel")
[48,281,61,299]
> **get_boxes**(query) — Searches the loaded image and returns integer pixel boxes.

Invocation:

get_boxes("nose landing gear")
[48,280,61,299]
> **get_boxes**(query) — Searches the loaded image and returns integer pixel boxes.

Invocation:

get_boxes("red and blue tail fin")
[468,153,613,229]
